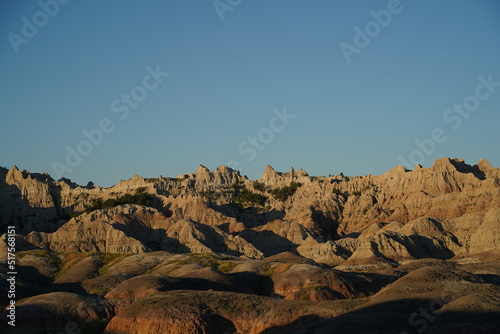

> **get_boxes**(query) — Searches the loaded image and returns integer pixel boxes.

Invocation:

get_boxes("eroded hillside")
[1,251,500,333]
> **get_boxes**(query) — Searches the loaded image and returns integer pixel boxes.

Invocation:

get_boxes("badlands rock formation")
[1,157,499,266]
[1,157,500,333]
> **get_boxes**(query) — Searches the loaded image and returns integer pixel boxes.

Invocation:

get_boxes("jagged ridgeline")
[1,157,500,265]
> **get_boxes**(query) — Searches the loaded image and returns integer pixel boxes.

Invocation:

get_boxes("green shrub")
[199,190,217,201]
[217,261,237,274]
[83,192,154,213]
[236,189,267,206]
[253,182,266,192]
[176,254,237,273]
[270,182,302,201]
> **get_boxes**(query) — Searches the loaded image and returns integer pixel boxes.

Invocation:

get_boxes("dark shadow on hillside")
[152,196,173,216]
[110,222,192,253]
[174,276,254,295]
[45,282,88,295]
[479,273,500,285]
[207,314,238,334]
[0,183,70,234]
[449,159,486,180]
[238,229,298,257]
[229,271,274,296]
[195,223,248,257]
[110,219,154,248]
[342,271,398,296]
[264,298,500,334]
[15,264,53,286]
[406,234,455,259]
[111,219,254,256]
[0,174,82,235]
[0,264,45,308]
[260,315,325,334]
[158,233,191,253]
[209,202,285,228]
[311,209,339,238]
[342,232,361,238]
[0,294,109,334]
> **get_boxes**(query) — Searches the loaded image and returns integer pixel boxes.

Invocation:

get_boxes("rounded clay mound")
[104,274,186,299]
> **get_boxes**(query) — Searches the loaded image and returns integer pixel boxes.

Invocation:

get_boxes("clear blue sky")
[1,0,499,186]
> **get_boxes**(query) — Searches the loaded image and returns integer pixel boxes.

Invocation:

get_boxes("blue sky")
[1,0,499,186]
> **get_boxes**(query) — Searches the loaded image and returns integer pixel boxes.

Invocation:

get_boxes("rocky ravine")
[1,157,500,266]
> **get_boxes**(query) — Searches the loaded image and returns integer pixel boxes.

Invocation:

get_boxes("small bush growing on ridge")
[270,182,302,201]
[236,189,267,206]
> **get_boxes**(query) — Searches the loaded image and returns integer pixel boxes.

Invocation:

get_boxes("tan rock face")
[18,206,263,258]
[2,157,499,266]
[0,166,59,234]
[24,211,150,253]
